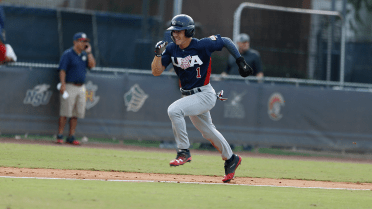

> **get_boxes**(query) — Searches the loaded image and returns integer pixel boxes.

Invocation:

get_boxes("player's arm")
[4,56,12,62]
[85,43,96,69]
[221,37,253,77]
[151,57,165,76]
[58,53,69,94]
[151,41,168,76]
[59,70,66,94]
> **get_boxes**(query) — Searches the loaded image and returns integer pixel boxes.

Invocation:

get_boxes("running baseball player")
[151,14,253,183]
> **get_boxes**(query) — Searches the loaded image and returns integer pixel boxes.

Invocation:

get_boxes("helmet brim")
[167,25,194,31]
[167,26,184,31]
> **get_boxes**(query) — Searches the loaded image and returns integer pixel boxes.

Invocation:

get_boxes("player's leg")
[57,84,75,143]
[189,112,233,160]
[167,87,216,166]
[168,91,216,148]
[68,117,78,137]
[57,116,67,143]
[189,111,241,183]
[67,85,86,145]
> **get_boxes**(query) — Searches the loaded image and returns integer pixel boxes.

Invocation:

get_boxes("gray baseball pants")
[167,83,233,160]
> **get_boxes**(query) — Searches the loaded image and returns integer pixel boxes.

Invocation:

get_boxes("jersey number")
[196,67,201,78]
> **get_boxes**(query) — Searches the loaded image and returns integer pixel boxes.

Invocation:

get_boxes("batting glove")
[155,41,168,57]
[236,57,253,77]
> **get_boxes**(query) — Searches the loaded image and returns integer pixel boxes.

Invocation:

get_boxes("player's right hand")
[60,83,66,94]
[154,41,168,57]
[236,57,253,77]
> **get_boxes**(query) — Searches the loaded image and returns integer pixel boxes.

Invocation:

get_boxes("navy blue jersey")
[58,47,89,84]
[161,34,224,90]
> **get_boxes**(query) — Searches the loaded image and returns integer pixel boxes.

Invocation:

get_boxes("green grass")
[1,178,371,209]
[1,142,372,209]
[2,134,351,158]
[1,143,372,183]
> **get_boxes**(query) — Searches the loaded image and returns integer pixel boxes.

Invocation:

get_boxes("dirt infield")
[1,138,372,190]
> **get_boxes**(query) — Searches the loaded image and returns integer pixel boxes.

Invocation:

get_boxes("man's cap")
[73,32,90,42]
[237,33,250,43]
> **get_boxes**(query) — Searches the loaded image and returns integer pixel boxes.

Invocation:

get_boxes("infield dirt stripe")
[1,167,371,190]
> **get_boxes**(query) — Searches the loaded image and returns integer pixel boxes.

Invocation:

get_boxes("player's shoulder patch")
[209,35,218,41]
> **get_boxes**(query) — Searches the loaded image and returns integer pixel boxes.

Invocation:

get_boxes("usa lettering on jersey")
[171,55,203,70]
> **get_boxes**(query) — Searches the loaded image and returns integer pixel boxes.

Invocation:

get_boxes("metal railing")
[233,2,346,85]
[7,62,372,91]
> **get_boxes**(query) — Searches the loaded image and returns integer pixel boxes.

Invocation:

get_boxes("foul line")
[0,176,369,191]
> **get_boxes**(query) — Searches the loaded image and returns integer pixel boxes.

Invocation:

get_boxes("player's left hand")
[236,57,253,77]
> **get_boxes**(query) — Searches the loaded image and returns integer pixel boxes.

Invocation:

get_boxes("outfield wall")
[1,65,372,152]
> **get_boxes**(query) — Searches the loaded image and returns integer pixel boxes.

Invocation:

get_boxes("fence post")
[92,13,100,66]
[57,9,64,57]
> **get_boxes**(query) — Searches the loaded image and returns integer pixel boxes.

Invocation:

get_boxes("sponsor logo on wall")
[224,91,246,119]
[85,81,100,110]
[268,93,285,121]
[23,84,52,107]
[124,84,148,112]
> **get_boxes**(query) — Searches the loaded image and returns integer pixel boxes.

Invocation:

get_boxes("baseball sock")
[225,154,235,163]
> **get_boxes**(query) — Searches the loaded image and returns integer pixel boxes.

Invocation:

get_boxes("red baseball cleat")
[66,136,80,145]
[56,134,64,144]
[66,140,80,145]
[222,154,242,183]
[170,149,192,166]
[56,139,64,144]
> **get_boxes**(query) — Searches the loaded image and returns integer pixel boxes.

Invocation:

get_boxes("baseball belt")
[180,88,202,96]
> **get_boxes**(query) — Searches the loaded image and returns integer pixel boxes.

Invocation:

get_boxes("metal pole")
[92,13,100,66]
[233,4,245,44]
[173,0,183,17]
[326,0,336,82]
[141,0,149,39]
[157,0,165,40]
[56,10,64,57]
[339,0,346,85]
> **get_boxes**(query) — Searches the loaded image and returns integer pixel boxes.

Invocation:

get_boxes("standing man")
[56,32,96,145]
[222,33,263,78]
[151,14,252,183]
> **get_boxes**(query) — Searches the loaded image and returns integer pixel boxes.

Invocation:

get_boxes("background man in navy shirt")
[222,33,263,78]
[56,32,96,145]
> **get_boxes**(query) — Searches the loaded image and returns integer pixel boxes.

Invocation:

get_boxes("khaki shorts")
[60,83,86,118]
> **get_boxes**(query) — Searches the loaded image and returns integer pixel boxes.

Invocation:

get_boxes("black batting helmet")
[167,14,195,38]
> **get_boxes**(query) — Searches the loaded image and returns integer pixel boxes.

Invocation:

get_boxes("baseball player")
[151,14,253,183]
